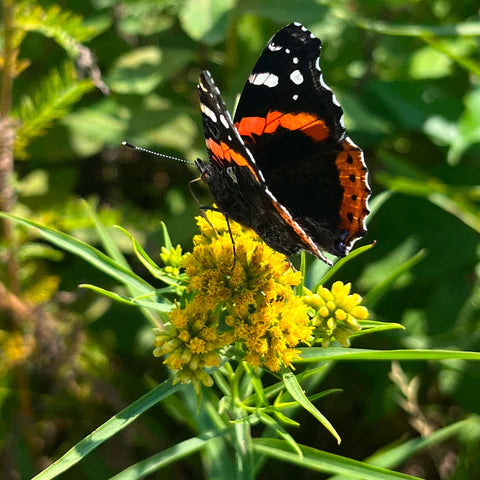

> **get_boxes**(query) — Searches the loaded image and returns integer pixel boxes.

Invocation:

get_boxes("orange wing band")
[235,110,329,142]
[335,138,370,246]
[205,138,261,183]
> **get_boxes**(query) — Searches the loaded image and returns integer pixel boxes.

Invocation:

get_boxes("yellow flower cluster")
[160,244,184,277]
[303,281,369,347]
[154,210,312,390]
[0,330,35,375]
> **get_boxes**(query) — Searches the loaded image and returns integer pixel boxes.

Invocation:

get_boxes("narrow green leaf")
[161,221,173,250]
[296,347,480,363]
[282,371,341,444]
[82,200,129,269]
[253,438,423,480]
[80,284,140,306]
[328,417,480,479]
[80,285,174,312]
[110,429,229,480]
[316,242,376,288]
[116,226,182,286]
[33,381,182,480]
[232,412,255,480]
[0,213,154,294]
[350,323,405,338]
[82,202,160,326]
[242,362,268,407]
[363,249,426,307]
[258,412,302,459]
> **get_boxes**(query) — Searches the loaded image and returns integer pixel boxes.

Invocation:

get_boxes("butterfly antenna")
[122,141,191,164]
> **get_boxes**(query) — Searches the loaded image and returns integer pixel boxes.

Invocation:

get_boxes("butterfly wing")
[233,23,370,256]
[197,70,331,263]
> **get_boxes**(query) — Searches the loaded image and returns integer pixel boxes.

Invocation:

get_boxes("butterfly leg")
[188,177,203,207]
[224,215,237,266]
[197,205,237,267]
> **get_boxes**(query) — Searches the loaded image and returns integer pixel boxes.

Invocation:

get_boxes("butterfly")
[195,22,370,265]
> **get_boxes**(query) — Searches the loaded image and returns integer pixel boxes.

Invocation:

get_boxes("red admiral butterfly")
[196,22,370,266]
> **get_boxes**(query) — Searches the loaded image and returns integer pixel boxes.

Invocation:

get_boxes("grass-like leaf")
[116,226,184,286]
[110,429,230,479]
[82,201,161,325]
[328,417,480,479]
[363,249,426,307]
[316,242,376,288]
[253,438,423,480]
[283,371,341,444]
[258,412,302,459]
[32,381,183,480]
[296,347,480,363]
[0,213,154,294]
[80,284,174,312]
[13,63,94,158]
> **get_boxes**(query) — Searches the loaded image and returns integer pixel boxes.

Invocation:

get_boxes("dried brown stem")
[0,0,19,295]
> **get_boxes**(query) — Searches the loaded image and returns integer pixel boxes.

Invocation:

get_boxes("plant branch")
[0,0,19,295]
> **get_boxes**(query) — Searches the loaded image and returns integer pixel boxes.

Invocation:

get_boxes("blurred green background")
[1,0,479,478]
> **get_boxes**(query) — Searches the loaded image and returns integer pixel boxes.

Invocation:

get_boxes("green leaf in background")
[62,98,127,156]
[253,438,423,480]
[107,45,194,94]
[179,0,235,45]
[297,347,480,363]
[0,213,154,294]
[409,45,452,79]
[283,371,341,444]
[448,87,480,164]
[117,1,175,36]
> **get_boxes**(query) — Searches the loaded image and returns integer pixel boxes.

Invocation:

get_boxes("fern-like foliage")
[13,62,94,159]
[14,1,97,56]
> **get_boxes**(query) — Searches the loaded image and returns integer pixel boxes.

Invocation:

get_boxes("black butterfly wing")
[233,23,370,256]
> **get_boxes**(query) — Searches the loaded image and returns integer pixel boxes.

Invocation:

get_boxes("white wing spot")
[301,25,307,31]
[228,135,232,141]
[215,86,220,95]
[339,115,345,129]
[293,94,299,100]
[200,103,217,123]
[248,72,279,88]
[310,33,315,38]
[199,80,207,92]
[268,42,282,52]
[315,57,321,71]
[294,22,302,27]
[219,114,229,129]
[290,70,304,85]
[285,48,291,54]
[293,57,299,64]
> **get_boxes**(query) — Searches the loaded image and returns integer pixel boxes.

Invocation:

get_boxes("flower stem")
[0,0,19,295]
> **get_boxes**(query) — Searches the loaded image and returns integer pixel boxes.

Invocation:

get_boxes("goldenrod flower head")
[160,244,185,276]
[303,281,368,347]
[153,301,233,393]
[153,210,312,384]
